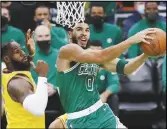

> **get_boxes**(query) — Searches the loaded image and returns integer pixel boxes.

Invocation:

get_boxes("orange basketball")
[140,28,166,57]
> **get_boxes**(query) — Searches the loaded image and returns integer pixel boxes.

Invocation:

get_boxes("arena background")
[1,1,166,129]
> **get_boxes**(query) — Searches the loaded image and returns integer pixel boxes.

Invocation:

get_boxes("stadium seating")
[118,58,165,128]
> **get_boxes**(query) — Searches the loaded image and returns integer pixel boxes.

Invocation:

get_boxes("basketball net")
[56,2,86,29]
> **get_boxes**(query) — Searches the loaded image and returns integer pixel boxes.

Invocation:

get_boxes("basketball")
[140,28,166,57]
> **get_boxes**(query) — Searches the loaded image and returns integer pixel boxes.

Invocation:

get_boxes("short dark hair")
[90,2,105,13]
[65,19,90,31]
[89,40,103,47]
[34,5,50,15]
[1,42,12,59]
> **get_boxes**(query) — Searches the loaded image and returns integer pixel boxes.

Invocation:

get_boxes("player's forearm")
[124,53,148,75]
[102,90,112,99]
[23,77,48,116]
[101,38,133,62]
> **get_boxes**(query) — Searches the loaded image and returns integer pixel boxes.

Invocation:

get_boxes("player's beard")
[70,36,90,67]
[71,36,90,49]
[11,57,31,71]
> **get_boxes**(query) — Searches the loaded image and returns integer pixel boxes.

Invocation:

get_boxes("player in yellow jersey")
[49,113,67,128]
[1,29,49,128]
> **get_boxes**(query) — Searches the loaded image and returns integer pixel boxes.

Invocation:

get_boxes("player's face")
[34,7,50,22]
[8,42,31,70]
[72,23,90,48]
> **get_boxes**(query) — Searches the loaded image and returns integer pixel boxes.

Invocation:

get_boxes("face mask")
[145,12,158,22]
[37,40,51,53]
[36,19,43,26]
[136,4,145,15]
[91,16,105,32]
[1,16,8,32]
[11,56,31,71]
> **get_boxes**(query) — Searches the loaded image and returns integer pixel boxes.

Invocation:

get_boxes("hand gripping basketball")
[140,28,166,57]
[129,28,156,45]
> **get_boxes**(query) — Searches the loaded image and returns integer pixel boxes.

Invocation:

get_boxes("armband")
[116,59,129,75]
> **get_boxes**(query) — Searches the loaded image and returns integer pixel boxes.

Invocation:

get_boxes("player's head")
[144,2,159,23]
[68,21,90,49]
[34,5,51,25]
[2,41,31,71]
[35,25,51,53]
[89,40,103,50]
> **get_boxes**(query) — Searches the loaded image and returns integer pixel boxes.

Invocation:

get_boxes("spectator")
[34,5,69,50]
[89,2,117,24]
[123,2,145,40]
[89,3,123,58]
[1,2,37,33]
[127,2,166,58]
[89,40,120,116]
[1,7,27,53]
[123,2,166,40]
[31,25,58,96]
[31,25,63,128]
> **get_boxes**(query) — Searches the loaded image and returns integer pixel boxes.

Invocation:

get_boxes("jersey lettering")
[78,63,99,91]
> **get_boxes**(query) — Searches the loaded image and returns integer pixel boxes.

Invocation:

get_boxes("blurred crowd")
[1,1,166,129]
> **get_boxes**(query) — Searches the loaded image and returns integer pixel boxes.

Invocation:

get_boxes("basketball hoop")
[56,2,86,29]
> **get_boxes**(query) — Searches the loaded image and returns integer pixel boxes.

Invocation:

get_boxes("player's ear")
[68,30,72,41]
[3,56,10,63]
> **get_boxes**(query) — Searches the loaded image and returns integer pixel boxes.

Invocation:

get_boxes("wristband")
[116,59,129,75]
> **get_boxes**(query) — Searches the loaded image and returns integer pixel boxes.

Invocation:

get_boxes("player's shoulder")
[60,43,80,50]
[59,43,81,56]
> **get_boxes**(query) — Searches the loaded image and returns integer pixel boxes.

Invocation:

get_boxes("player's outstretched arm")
[8,61,49,116]
[59,28,155,64]
[102,53,148,75]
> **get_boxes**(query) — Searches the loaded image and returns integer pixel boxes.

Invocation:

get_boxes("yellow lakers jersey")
[57,114,67,128]
[2,69,45,128]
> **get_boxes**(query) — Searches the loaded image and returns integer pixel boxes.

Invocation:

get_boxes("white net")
[56,2,86,29]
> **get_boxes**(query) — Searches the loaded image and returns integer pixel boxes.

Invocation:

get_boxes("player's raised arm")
[59,28,155,64]
[102,53,148,75]
[7,60,49,116]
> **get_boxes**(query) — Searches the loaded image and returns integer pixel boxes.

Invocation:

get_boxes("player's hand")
[47,83,57,97]
[30,60,49,77]
[129,28,156,45]
[26,29,35,55]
